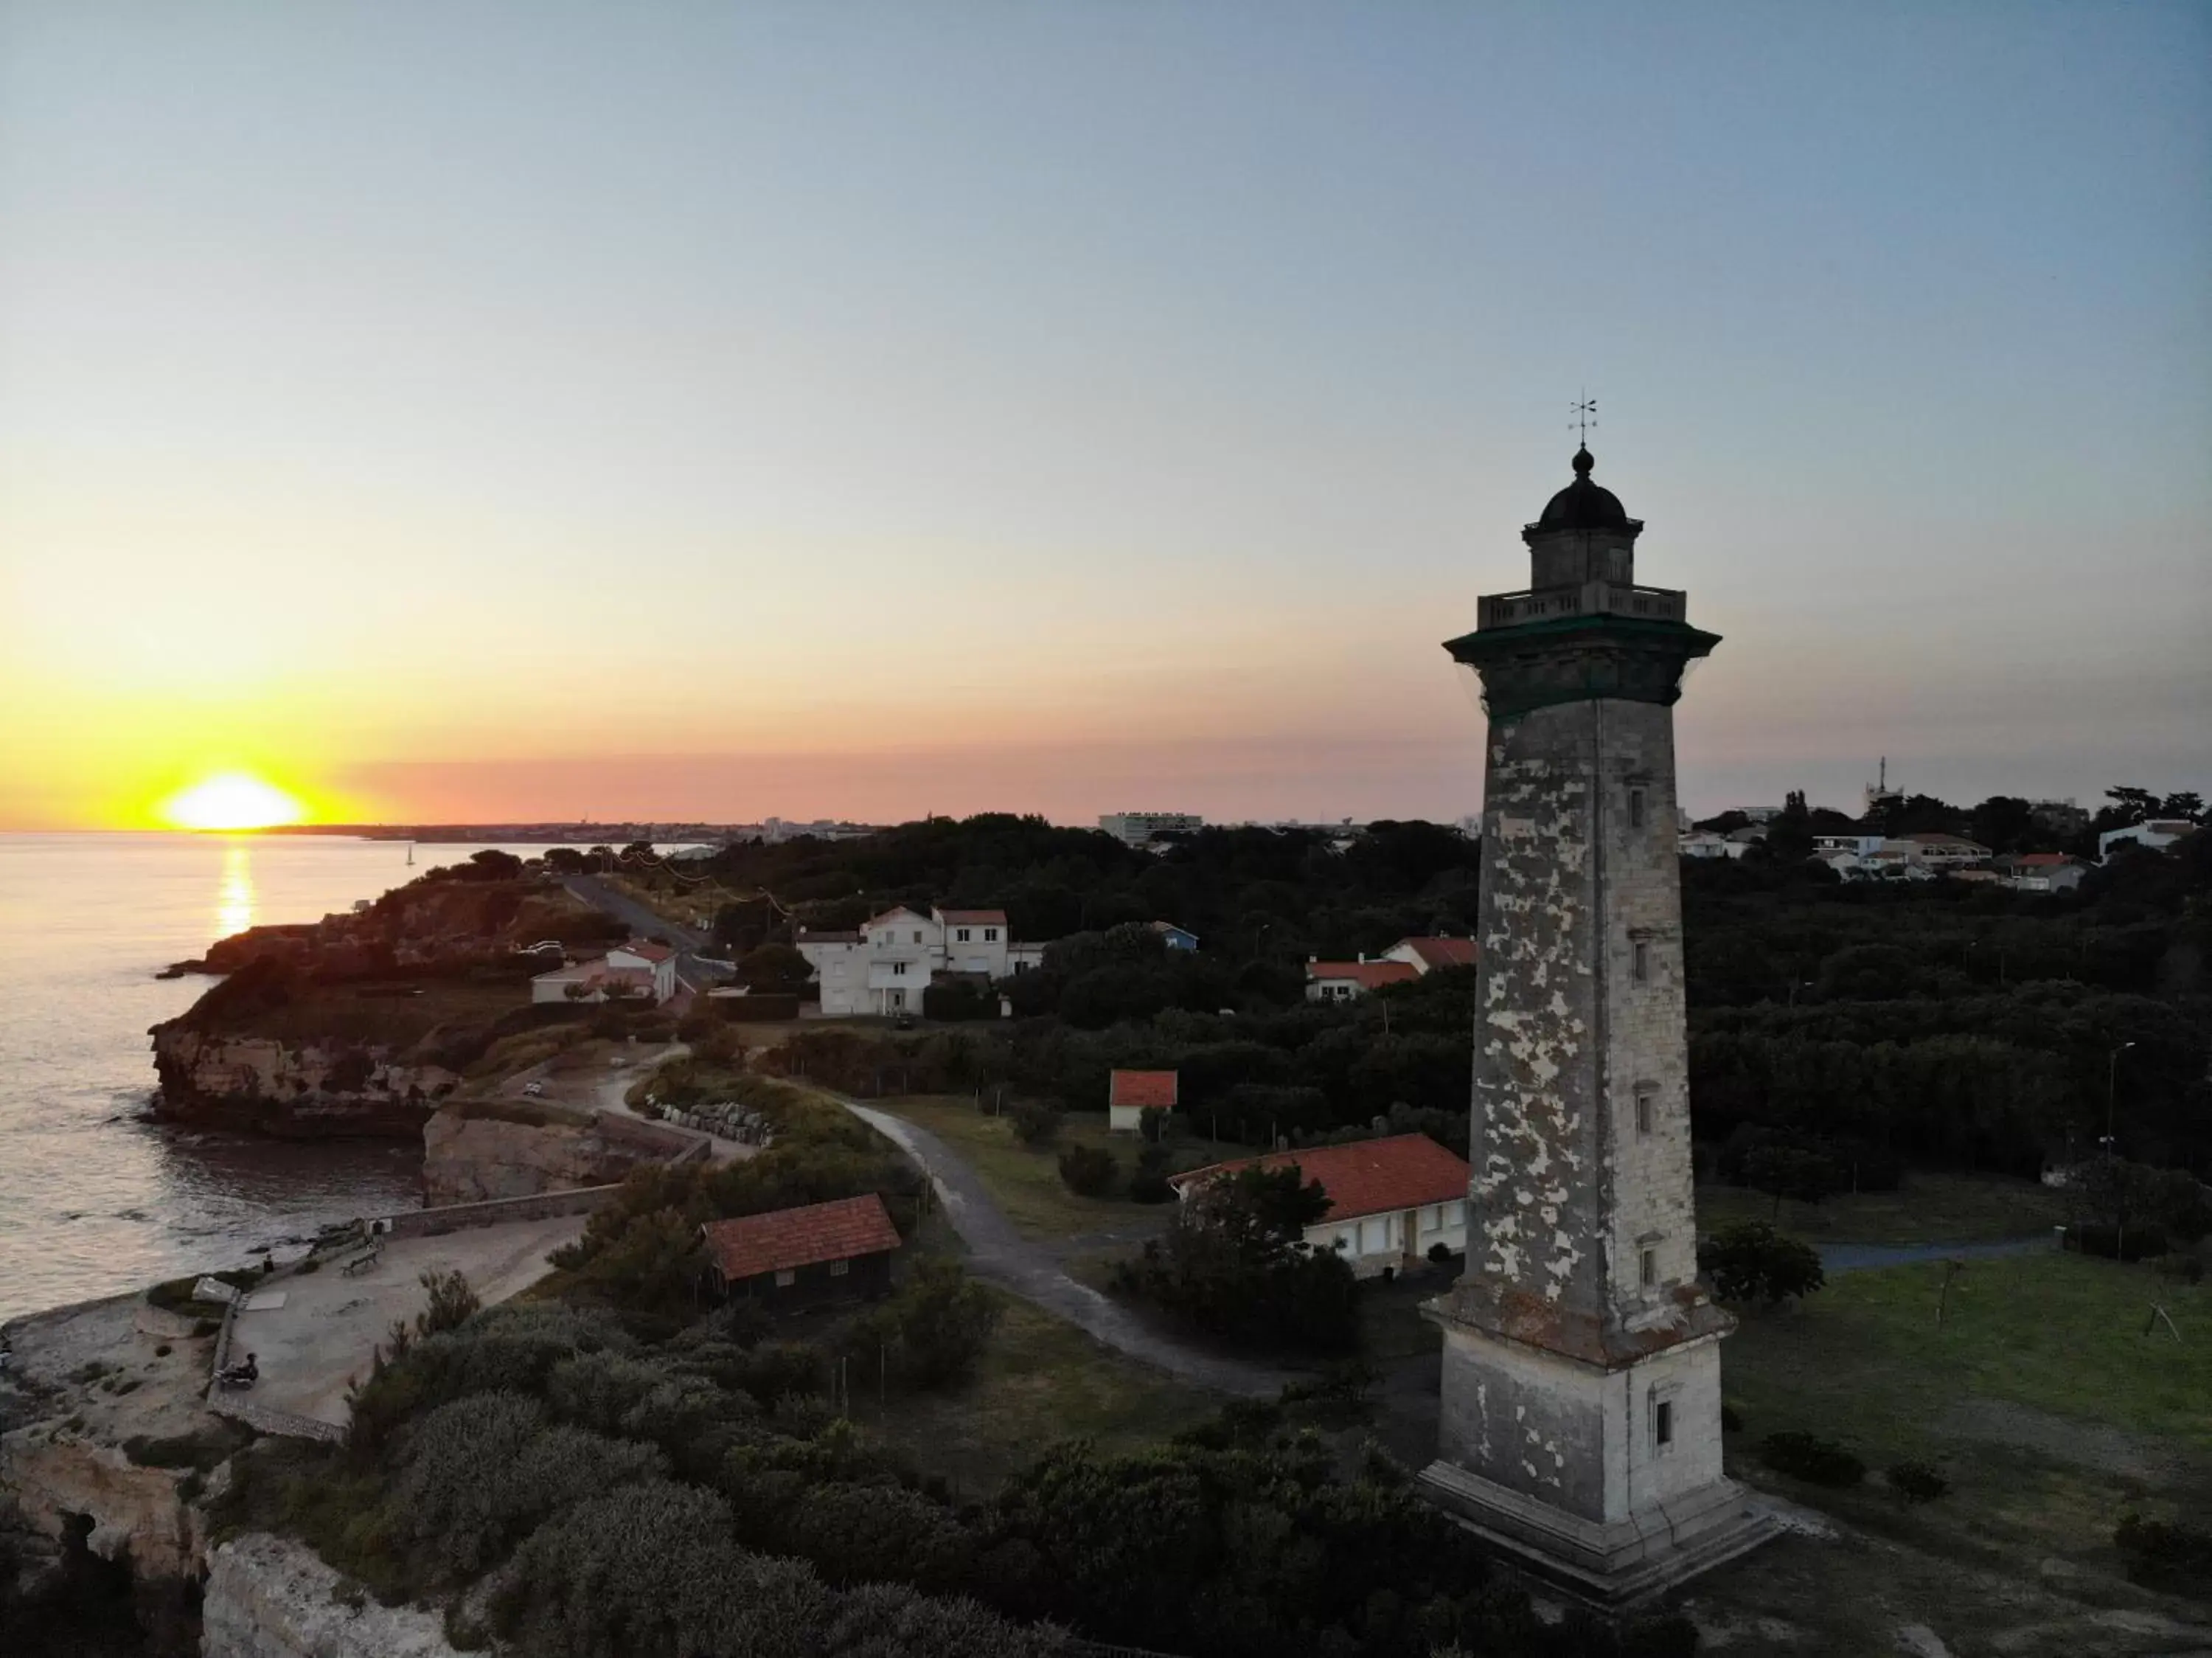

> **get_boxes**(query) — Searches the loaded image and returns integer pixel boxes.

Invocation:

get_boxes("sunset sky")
[2,1,2207,830]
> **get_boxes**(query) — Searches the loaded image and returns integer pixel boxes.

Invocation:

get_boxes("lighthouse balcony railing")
[1478,583,1687,630]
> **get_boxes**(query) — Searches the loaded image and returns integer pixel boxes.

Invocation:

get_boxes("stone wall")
[202,1533,462,1658]
[376,1183,622,1241]
[421,1106,705,1205]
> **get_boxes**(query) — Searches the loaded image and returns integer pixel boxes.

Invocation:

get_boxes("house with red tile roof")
[700,1193,902,1304]
[2002,851,2090,893]
[1169,1133,1470,1277]
[1304,957,1421,1002]
[529,937,678,1005]
[1382,937,1478,974]
[1108,1069,1179,1133]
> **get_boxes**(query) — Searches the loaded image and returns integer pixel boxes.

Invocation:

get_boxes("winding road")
[835,1097,1294,1399]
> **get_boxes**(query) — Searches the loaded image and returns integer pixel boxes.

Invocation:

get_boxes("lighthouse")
[1419,446,1775,1603]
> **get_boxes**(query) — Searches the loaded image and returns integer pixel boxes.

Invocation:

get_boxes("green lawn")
[1697,1251,2212,1651]
[874,1291,1219,1496]
[873,1095,1247,1239]
[1697,1169,2070,1245]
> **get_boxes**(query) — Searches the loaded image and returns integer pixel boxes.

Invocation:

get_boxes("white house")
[530,939,678,1005]
[1167,1134,1472,1277]
[1680,831,1747,861]
[2004,853,2090,893]
[1896,832,1992,870]
[796,906,1047,1018]
[2099,819,2197,861]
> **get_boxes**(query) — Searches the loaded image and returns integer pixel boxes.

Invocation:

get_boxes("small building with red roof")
[1382,937,1478,975]
[1304,957,1421,1002]
[1169,1133,1471,1277]
[529,937,679,1005]
[1108,1068,1179,1134]
[700,1193,902,1304]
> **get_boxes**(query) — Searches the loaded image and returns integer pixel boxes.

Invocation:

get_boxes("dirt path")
[835,1097,1293,1399]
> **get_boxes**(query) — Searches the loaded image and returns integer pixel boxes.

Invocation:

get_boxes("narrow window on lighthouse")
[1653,1397,1674,1451]
[1632,940,1650,982]
[1629,788,1646,830]
[1640,1246,1658,1288]
[1635,1086,1655,1137]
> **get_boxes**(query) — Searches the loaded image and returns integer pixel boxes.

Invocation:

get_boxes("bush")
[1426,1241,1454,1265]
[1720,1401,1744,1433]
[1126,1143,1174,1204]
[1009,1098,1061,1146]
[2114,1512,2212,1595]
[1699,1221,1825,1305]
[1057,1145,1117,1197]
[1761,1430,1865,1487]
[842,1260,1001,1391]
[414,1269,481,1337]
[1885,1460,1949,1504]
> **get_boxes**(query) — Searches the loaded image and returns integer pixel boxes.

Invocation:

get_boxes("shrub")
[843,1259,1001,1390]
[414,1269,481,1337]
[1699,1221,1825,1305]
[1426,1241,1453,1264]
[1009,1097,1061,1147]
[1886,1460,1949,1504]
[1720,1401,1744,1433]
[785,1482,973,1595]
[388,1392,667,1579]
[1126,1143,1174,1204]
[1057,1145,1117,1197]
[2114,1512,2212,1595]
[1761,1430,1864,1487]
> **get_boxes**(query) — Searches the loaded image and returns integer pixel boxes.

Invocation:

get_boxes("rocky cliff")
[202,1534,462,1658]
[149,1027,456,1140]
[422,1103,695,1204]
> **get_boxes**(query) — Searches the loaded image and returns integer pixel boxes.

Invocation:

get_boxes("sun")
[159,772,307,831]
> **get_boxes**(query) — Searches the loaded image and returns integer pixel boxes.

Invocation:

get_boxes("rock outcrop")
[202,1534,462,1658]
[422,1104,696,1205]
[149,1028,454,1140]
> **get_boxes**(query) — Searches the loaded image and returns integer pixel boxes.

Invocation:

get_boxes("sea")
[0,832,563,1322]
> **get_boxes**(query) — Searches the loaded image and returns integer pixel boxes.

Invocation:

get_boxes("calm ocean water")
[0,833,554,1321]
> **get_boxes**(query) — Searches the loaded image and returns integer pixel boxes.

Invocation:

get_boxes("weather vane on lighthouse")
[1570,395,1597,445]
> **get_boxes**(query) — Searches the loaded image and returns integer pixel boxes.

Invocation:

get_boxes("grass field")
[872,1095,1251,1239]
[875,1291,1220,1495]
[1697,1169,2070,1245]
[1695,1249,2212,1654]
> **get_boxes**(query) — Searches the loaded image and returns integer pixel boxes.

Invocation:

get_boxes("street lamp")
[2102,1041,2136,1158]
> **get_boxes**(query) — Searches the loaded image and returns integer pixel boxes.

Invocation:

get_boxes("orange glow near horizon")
[156,772,307,832]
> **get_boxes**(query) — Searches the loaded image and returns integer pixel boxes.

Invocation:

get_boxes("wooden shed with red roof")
[1169,1133,1470,1277]
[700,1193,902,1305]
[1109,1069,1179,1134]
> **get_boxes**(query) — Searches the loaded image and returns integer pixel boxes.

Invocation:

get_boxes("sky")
[2,1,2207,830]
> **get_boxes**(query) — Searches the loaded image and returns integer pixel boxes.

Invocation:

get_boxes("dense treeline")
[665,801,2212,1176]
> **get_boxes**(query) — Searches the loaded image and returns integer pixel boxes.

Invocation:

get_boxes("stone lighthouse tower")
[1419,447,1774,1602]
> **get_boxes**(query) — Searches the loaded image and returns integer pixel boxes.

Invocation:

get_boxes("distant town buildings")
[2099,819,2197,861]
[795,906,1046,1018]
[1381,937,1478,974]
[1099,811,1203,848]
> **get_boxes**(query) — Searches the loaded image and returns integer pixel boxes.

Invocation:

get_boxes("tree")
[1758,791,1815,864]
[1698,1221,1824,1305]
[1740,1143,1846,1218]
[734,943,812,995]
[1967,796,2037,855]
[1127,1144,1175,1204]
[1009,1097,1061,1146]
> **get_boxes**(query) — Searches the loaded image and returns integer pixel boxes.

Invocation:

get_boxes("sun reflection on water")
[217,842,256,938]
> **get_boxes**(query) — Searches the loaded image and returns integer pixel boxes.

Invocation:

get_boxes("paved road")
[560,874,731,993]
[836,1097,1293,1399]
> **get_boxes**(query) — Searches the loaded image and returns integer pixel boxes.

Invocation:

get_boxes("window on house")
[984,928,999,941]
[1635,1086,1655,1137]
[1629,788,1646,830]
[828,1259,849,1277]
[913,930,923,943]
[774,1269,796,1287]
[1633,940,1649,982]
[1639,1247,1658,1288]
[891,962,908,976]
[1653,1398,1674,1451]
[956,928,971,942]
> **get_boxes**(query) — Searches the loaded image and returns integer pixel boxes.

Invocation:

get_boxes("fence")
[374,1182,625,1240]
